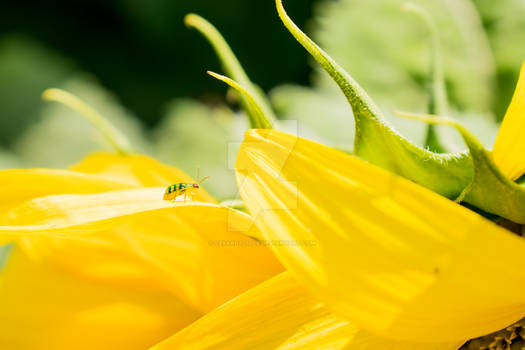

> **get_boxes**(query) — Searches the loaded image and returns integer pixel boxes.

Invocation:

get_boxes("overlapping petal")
[0,168,134,216]
[0,151,215,221]
[0,246,201,350]
[236,129,525,342]
[0,167,135,246]
[153,272,462,349]
[493,62,525,180]
[0,151,283,348]
[0,187,282,312]
[70,152,216,203]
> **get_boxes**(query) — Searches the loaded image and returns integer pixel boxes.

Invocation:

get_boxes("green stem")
[403,2,448,152]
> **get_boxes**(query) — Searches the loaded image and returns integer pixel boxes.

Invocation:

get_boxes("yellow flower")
[152,66,525,348]
[0,152,282,349]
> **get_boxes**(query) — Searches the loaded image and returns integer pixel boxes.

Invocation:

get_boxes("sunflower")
[0,90,282,349]
[151,67,525,350]
[2,0,525,348]
[152,1,525,348]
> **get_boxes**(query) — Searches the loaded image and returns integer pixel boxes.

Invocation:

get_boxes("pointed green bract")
[396,111,525,224]
[185,14,277,128]
[42,88,134,155]
[462,145,525,224]
[207,72,274,129]
[275,0,473,199]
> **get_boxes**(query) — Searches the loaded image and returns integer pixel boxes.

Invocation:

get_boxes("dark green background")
[0,0,316,129]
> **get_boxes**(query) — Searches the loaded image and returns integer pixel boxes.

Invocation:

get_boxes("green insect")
[163,168,210,202]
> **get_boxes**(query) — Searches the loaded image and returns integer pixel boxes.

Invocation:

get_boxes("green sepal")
[207,72,274,129]
[397,111,525,224]
[42,88,134,155]
[185,14,277,129]
[458,131,525,224]
[276,0,473,199]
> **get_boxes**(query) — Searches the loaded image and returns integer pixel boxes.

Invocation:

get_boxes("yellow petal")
[0,188,282,312]
[493,61,525,180]
[70,152,216,203]
[0,187,179,231]
[0,246,201,350]
[236,129,525,342]
[153,272,462,350]
[0,168,134,216]
[0,168,134,246]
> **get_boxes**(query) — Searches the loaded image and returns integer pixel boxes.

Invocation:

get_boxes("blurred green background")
[0,0,314,139]
[0,0,524,199]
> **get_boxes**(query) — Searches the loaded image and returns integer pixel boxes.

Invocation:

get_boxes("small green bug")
[163,168,210,202]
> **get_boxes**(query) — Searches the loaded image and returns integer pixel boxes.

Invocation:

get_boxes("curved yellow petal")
[70,152,216,203]
[236,129,525,342]
[153,272,462,350]
[0,168,134,246]
[0,246,201,350]
[0,187,181,231]
[493,61,525,180]
[0,188,282,312]
[0,153,213,215]
[0,168,134,216]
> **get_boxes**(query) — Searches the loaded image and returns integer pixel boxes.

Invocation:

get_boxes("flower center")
[460,319,525,349]
[460,220,523,349]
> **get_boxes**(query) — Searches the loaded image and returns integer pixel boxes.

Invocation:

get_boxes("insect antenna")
[196,167,210,185]
[199,176,210,185]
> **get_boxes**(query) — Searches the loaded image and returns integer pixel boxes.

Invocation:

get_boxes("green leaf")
[276,0,474,199]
